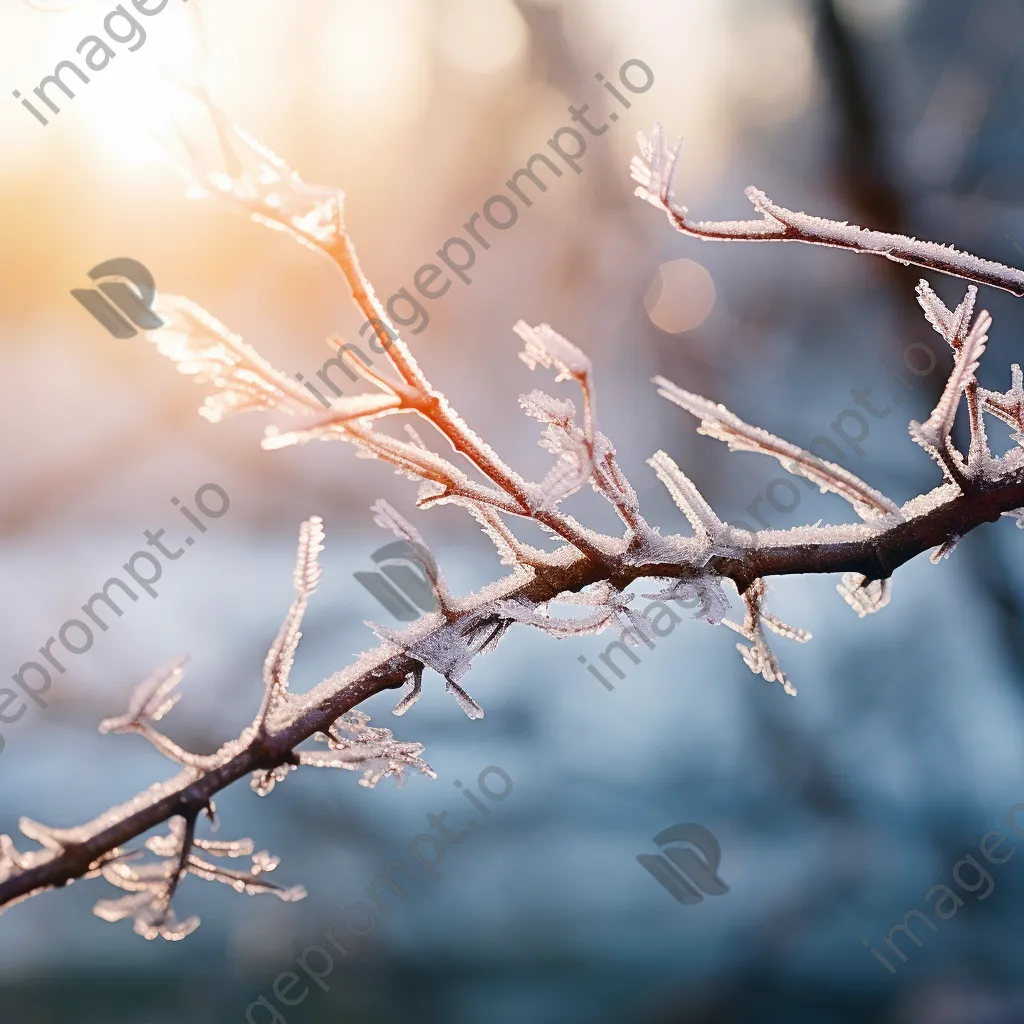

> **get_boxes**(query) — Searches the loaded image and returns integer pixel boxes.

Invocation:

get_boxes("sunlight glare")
[315,0,430,125]
[438,0,529,78]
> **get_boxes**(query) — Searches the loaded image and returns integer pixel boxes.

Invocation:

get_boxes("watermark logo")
[355,541,439,621]
[71,257,164,339]
[636,823,729,905]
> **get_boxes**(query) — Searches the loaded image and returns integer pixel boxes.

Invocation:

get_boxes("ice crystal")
[260,516,325,724]
[514,320,592,382]
[654,376,900,520]
[916,280,977,349]
[250,764,296,797]
[589,431,642,526]
[630,123,683,212]
[147,296,316,422]
[99,656,187,736]
[647,450,723,544]
[519,389,577,426]
[496,581,662,647]
[308,710,437,786]
[723,579,808,696]
[930,535,961,563]
[979,363,1024,441]
[370,608,505,718]
[458,501,537,568]
[369,499,448,607]
[261,393,403,448]
[536,429,593,506]
[177,94,345,255]
[520,355,638,518]
[910,310,989,456]
[96,656,208,769]
[91,817,304,941]
[391,666,423,717]
[836,573,892,617]
[645,575,731,625]
[1002,507,1024,528]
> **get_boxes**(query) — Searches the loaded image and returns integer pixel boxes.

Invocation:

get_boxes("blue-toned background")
[2,1,1024,1021]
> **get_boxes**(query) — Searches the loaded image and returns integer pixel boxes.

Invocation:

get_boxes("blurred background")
[2,0,1024,1021]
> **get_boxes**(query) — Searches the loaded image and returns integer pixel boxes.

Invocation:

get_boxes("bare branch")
[723,578,808,696]
[647,450,724,544]
[178,94,609,563]
[11,103,1024,940]
[633,124,1024,297]
[256,516,325,730]
[909,310,990,485]
[915,281,990,469]
[653,376,900,520]
[150,295,323,421]
[7,463,1024,916]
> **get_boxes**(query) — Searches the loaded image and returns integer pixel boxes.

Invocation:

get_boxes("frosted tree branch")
[632,123,1024,297]
[653,376,901,521]
[5,108,1024,934]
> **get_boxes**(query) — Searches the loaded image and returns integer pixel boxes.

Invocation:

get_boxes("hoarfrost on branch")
[4,110,1024,937]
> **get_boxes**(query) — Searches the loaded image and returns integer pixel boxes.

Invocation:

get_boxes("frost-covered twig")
[909,309,989,486]
[916,282,990,472]
[91,815,305,941]
[6,107,1024,933]
[632,123,1024,297]
[255,515,325,731]
[723,579,810,697]
[5,467,1024,919]
[653,377,901,521]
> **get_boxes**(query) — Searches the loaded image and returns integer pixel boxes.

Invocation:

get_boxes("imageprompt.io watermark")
[1,482,230,755]
[862,799,1024,975]
[726,336,944,532]
[244,765,514,1024]
[13,0,191,129]
[637,823,729,905]
[355,541,439,622]
[71,257,164,338]
[292,56,657,408]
